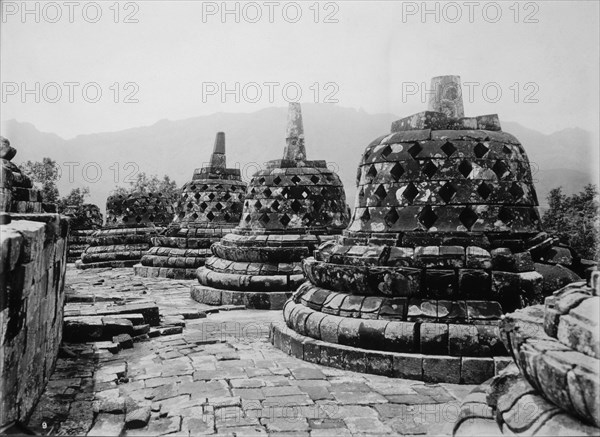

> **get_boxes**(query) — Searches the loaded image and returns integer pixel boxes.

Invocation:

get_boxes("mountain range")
[2,104,597,214]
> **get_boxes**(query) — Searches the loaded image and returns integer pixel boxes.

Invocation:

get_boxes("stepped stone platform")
[25,265,480,436]
[76,191,174,269]
[64,203,103,262]
[453,272,599,436]
[272,75,587,383]
[135,132,247,279]
[192,103,350,309]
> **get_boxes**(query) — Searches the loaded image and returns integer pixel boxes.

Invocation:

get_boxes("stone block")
[465,246,492,269]
[423,269,458,299]
[420,323,449,355]
[460,357,495,384]
[392,353,423,380]
[422,355,460,383]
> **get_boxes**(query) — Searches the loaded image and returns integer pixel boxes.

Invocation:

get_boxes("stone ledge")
[133,264,197,280]
[196,267,304,292]
[282,299,508,357]
[190,284,291,310]
[75,260,139,270]
[270,323,508,384]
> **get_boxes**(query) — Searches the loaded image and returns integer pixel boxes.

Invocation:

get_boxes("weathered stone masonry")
[271,75,589,383]
[1,136,70,429]
[192,103,350,309]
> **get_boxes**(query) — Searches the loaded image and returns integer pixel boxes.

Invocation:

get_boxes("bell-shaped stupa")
[134,132,247,279]
[191,103,351,309]
[63,203,103,262]
[271,76,586,383]
[76,191,174,269]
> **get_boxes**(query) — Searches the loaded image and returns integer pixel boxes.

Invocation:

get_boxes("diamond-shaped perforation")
[441,141,456,157]
[279,214,291,226]
[408,142,422,158]
[244,214,251,222]
[301,188,310,199]
[191,212,198,220]
[273,176,282,185]
[291,200,302,213]
[215,203,223,211]
[223,192,231,201]
[402,183,419,203]
[381,145,393,158]
[385,208,399,226]
[194,192,201,200]
[303,213,313,225]
[459,207,478,230]
[374,184,387,200]
[418,205,438,229]
[255,200,263,209]
[259,213,270,224]
[360,208,371,222]
[421,161,438,179]
[271,200,280,211]
[310,175,320,184]
[474,142,489,158]
[206,211,215,221]
[390,163,405,181]
[477,182,493,200]
[458,160,473,178]
[281,187,290,199]
[493,160,510,179]
[498,206,514,224]
[366,165,378,180]
[264,188,272,197]
[509,182,524,199]
[224,212,231,221]
[208,193,215,200]
[502,145,512,155]
[291,175,301,185]
[200,202,208,211]
[258,177,266,185]
[439,182,457,203]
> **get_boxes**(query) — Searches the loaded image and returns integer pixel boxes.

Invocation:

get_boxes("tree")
[113,172,178,200]
[57,187,90,213]
[21,157,60,203]
[542,184,599,260]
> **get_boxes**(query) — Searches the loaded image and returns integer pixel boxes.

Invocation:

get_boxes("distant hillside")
[2,105,597,214]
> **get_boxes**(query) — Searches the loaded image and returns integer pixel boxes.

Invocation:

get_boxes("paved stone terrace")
[26,266,477,436]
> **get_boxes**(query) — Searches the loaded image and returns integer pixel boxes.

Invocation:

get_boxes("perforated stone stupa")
[271,75,586,383]
[64,204,103,262]
[134,132,247,279]
[191,103,350,309]
[76,191,174,269]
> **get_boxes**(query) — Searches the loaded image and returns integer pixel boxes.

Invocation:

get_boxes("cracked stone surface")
[26,266,476,436]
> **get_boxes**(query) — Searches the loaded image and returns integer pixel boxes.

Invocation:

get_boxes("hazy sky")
[1,0,599,140]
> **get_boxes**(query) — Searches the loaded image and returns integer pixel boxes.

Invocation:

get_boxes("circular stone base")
[190,284,291,310]
[134,264,197,280]
[75,259,139,269]
[269,323,511,384]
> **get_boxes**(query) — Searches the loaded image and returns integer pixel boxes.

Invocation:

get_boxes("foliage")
[20,157,60,204]
[112,172,178,200]
[542,184,599,260]
[57,187,90,213]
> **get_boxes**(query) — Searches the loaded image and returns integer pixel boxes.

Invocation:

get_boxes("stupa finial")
[209,132,226,169]
[283,102,306,161]
[427,75,465,118]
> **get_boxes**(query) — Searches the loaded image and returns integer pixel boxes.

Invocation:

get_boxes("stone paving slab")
[26,267,477,436]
